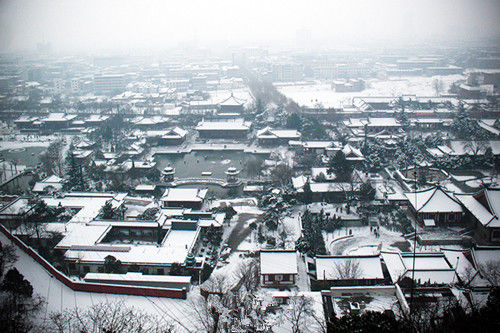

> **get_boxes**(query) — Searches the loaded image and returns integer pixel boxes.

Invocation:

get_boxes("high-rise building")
[93,74,126,94]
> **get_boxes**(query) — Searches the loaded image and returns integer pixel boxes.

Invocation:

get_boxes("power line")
[410,162,418,317]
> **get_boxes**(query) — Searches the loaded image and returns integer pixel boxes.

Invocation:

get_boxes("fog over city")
[0,1,499,332]
[1,0,499,53]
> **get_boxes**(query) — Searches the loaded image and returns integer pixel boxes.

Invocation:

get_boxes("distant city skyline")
[0,0,499,54]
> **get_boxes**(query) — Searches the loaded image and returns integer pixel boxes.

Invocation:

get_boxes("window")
[492,230,500,240]
[83,266,90,273]
[282,274,290,282]
[157,269,164,275]
[267,275,275,282]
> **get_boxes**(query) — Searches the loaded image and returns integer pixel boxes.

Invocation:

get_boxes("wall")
[0,224,187,299]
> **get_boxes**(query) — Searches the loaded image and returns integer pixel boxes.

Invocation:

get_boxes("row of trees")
[452,103,490,141]
[286,112,328,140]
[296,210,328,256]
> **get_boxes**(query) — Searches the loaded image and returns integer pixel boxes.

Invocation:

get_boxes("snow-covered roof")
[472,246,500,271]
[437,145,453,155]
[84,272,191,284]
[478,121,500,136]
[381,251,456,284]
[404,187,462,213]
[196,120,251,131]
[64,230,198,266]
[260,250,298,275]
[490,141,500,155]
[366,117,401,127]
[315,255,384,281]
[32,179,63,193]
[75,140,94,149]
[292,175,308,190]
[56,224,110,249]
[256,127,301,139]
[135,184,156,191]
[161,188,207,203]
[85,115,109,122]
[218,93,246,106]
[59,221,200,266]
[426,148,445,158]
[302,141,333,149]
[343,118,365,128]
[400,269,456,285]
[410,118,444,124]
[42,175,63,183]
[455,189,500,228]
[298,182,361,193]
[162,127,187,138]
[102,152,119,160]
[14,116,38,123]
[342,144,364,159]
[41,113,77,122]
[442,248,489,287]
[343,117,401,128]
[42,192,126,223]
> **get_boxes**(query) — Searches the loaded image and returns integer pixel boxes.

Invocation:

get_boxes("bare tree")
[49,300,173,333]
[0,242,17,278]
[280,294,324,333]
[479,260,500,286]
[201,272,232,296]
[333,259,362,280]
[433,79,444,96]
[232,259,259,293]
[191,261,266,332]
[400,294,460,333]
[277,222,294,248]
[270,163,293,187]
[39,139,64,176]
[188,294,230,333]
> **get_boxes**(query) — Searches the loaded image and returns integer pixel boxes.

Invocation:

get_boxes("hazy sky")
[0,0,499,53]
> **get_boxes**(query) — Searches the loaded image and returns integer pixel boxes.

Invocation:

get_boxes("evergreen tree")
[169,263,188,276]
[101,200,116,220]
[103,255,122,273]
[328,151,352,182]
[286,112,302,130]
[1,268,33,298]
[297,210,327,256]
[205,226,222,246]
[0,268,43,333]
[65,151,86,191]
[302,181,313,204]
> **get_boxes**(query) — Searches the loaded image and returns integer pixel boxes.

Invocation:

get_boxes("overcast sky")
[0,0,498,53]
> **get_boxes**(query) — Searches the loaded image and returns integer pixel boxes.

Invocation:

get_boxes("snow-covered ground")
[277,75,464,108]
[326,225,409,255]
[211,251,254,287]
